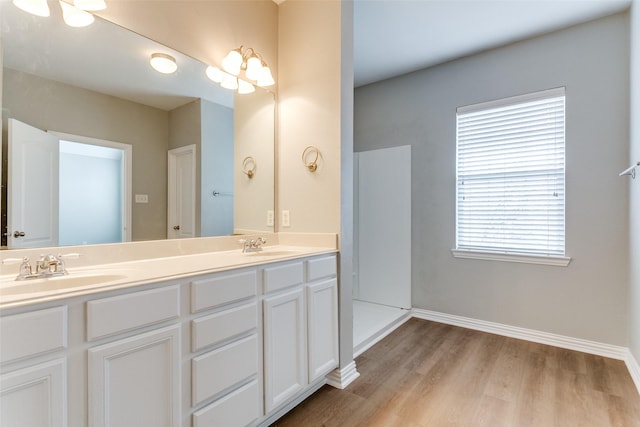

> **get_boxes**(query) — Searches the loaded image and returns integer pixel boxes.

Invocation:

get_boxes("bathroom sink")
[0,273,127,297]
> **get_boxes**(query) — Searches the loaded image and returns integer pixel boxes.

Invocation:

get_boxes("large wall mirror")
[0,2,275,249]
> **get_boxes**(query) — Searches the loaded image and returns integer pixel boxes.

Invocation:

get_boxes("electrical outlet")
[135,194,149,203]
[282,210,291,227]
[267,210,274,226]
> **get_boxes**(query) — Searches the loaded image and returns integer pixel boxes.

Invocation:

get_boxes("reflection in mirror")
[0,2,275,249]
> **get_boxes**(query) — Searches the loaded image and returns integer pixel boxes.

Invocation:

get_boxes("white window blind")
[456,88,565,257]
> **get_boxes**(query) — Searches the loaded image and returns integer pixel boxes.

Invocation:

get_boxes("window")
[454,88,569,266]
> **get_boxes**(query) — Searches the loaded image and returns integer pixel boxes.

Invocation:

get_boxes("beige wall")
[2,69,169,242]
[234,90,275,234]
[277,0,342,233]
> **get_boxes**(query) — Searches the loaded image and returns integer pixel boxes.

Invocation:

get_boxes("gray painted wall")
[629,2,640,362]
[354,13,630,345]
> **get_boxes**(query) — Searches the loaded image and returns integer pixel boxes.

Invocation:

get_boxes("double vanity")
[0,234,339,427]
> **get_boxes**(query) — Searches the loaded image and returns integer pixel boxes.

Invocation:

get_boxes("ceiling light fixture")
[12,0,50,17]
[73,0,106,11]
[60,1,94,27]
[150,53,178,74]
[207,45,274,94]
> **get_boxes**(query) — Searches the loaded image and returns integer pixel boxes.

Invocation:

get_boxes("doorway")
[6,119,131,248]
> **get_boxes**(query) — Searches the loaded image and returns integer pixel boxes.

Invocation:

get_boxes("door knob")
[13,231,25,238]
[173,225,180,231]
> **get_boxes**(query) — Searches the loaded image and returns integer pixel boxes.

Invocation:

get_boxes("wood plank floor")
[272,318,640,427]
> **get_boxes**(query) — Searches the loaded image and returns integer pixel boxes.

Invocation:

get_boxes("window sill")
[451,249,571,267]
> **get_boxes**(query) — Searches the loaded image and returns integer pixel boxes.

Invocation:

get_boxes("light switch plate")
[267,210,274,226]
[135,194,149,203]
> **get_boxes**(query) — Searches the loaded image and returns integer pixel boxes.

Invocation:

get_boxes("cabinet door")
[88,325,180,427]
[263,288,306,413]
[307,278,339,382]
[0,358,67,427]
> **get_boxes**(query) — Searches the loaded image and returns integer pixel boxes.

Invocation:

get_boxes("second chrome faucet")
[239,237,267,253]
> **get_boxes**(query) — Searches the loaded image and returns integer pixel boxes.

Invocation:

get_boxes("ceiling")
[354,0,632,87]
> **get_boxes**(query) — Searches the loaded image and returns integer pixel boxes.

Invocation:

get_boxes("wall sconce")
[242,156,256,178]
[302,146,320,172]
[206,45,275,94]
[150,53,178,74]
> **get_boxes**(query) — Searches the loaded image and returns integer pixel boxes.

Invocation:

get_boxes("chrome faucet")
[239,237,267,253]
[11,254,72,281]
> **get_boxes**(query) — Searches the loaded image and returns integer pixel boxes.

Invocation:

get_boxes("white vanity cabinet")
[0,250,339,427]
[262,255,339,414]
[0,306,68,427]
[86,285,181,427]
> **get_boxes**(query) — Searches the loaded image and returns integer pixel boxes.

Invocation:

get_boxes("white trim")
[325,361,360,390]
[457,86,565,114]
[411,308,628,360]
[451,249,571,267]
[625,349,640,396]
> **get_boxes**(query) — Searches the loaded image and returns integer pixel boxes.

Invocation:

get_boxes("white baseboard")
[326,361,360,389]
[411,308,629,360]
[625,349,640,396]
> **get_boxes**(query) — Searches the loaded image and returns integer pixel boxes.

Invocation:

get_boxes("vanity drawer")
[263,261,304,293]
[191,270,257,313]
[192,380,259,427]
[306,255,337,281]
[0,306,67,364]
[192,302,257,352]
[87,285,180,341]
[192,334,258,406]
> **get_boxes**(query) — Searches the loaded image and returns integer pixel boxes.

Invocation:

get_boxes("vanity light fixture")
[73,0,106,11]
[60,1,94,27]
[12,0,50,17]
[206,45,274,94]
[150,53,178,74]
[207,65,255,94]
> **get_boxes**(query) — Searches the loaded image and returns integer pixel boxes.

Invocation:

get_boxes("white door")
[0,359,67,427]
[263,287,307,413]
[356,145,412,309]
[8,118,59,248]
[88,325,180,427]
[307,279,339,382]
[167,145,196,239]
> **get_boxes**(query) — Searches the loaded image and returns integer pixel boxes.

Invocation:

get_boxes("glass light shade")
[257,66,275,87]
[12,0,50,16]
[73,0,106,10]
[150,53,178,74]
[245,56,262,81]
[205,66,224,83]
[221,74,239,90]
[60,1,94,27]
[237,79,255,95]
[221,49,243,76]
